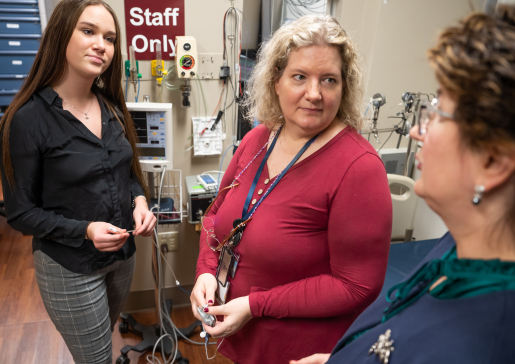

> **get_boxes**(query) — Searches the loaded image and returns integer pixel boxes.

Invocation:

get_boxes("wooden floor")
[0,215,232,364]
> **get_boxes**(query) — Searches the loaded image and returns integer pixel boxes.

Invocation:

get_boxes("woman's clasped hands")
[87,196,156,252]
[191,273,253,338]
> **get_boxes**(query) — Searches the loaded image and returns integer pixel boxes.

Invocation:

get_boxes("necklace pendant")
[85,114,89,122]
[368,329,394,364]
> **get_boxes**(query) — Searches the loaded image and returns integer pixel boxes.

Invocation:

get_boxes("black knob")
[190,71,195,76]
[181,71,185,76]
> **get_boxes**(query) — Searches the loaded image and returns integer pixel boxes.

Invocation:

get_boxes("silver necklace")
[62,94,93,122]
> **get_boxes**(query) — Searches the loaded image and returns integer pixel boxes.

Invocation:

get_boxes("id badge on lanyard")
[215,245,240,304]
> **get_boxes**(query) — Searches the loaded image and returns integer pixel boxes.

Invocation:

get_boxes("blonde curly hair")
[244,15,364,130]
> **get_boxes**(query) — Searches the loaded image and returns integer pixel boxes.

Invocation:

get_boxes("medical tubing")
[217,144,236,195]
[135,78,140,102]
[163,313,216,345]
[206,337,225,360]
[148,165,177,364]
[178,285,191,295]
[197,74,208,117]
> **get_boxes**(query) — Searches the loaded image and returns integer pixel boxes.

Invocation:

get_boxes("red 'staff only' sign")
[124,0,185,60]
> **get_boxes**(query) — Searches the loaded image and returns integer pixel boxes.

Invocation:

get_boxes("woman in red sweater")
[190,15,392,364]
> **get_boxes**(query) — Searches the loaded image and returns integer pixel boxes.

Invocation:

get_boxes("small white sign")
[12,60,22,65]
[7,23,20,29]
[8,41,21,46]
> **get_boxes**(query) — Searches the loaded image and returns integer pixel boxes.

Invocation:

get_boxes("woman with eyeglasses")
[292,5,515,364]
[190,15,392,364]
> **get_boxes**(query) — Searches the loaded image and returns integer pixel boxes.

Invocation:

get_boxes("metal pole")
[361,127,400,135]
[485,0,498,15]
[403,99,421,177]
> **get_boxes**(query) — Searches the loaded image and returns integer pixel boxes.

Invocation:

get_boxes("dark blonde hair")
[245,15,364,130]
[0,0,147,197]
[428,5,515,151]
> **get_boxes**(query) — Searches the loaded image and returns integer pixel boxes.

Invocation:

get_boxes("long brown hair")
[0,0,148,198]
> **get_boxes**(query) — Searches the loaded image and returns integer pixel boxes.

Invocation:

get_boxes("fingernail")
[208,300,213,304]
[203,308,209,312]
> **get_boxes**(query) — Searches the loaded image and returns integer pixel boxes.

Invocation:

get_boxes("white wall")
[333,0,485,240]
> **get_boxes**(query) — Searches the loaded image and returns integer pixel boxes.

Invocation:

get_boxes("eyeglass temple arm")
[202,183,240,218]
[214,216,253,252]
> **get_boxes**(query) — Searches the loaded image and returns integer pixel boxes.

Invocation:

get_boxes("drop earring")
[472,185,485,205]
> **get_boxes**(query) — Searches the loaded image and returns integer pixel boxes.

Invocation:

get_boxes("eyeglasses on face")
[418,98,455,135]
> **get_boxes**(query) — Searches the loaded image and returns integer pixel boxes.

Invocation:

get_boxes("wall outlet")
[197,53,224,79]
[159,231,180,252]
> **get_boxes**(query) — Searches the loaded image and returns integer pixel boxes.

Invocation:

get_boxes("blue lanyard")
[241,127,319,220]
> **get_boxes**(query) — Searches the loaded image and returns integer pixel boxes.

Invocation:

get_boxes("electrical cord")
[125,77,128,102]
[377,131,394,153]
[364,101,371,118]
[206,337,225,360]
[200,85,225,137]
[146,166,178,364]
[144,166,216,364]
[196,74,209,117]
[285,0,326,19]
[223,6,243,138]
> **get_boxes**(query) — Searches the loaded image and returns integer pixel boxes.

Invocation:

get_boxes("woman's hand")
[87,222,129,252]
[290,354,331,364]
[202,296,253,338]
[132,197,156,236]
[191,273,218,320]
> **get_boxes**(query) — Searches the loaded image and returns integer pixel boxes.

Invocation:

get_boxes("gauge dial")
[180,55,195,70]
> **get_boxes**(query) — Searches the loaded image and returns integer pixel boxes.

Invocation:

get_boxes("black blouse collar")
[38,86,59,106]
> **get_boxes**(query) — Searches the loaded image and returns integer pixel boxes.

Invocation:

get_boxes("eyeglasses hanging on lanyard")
[200,130,277,252]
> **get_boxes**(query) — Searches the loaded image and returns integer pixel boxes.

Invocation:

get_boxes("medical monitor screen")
[131,111,166,160]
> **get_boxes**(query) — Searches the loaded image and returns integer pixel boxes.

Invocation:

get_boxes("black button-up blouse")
[0,87,145,274]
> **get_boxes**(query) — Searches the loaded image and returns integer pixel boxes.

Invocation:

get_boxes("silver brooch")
[368,329,394,364]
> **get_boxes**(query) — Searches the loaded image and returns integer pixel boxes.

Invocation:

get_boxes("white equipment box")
[192,117,224,157]
[378,147,414,176]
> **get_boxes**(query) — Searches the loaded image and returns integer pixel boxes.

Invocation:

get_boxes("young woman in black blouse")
[0,1,156,362]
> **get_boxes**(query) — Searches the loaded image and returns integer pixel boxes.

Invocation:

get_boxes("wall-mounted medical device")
[125,46,142,99]
[151,43,167,87]
[126,102,173,172]
[175,36,198,108]
[175,36,198,79]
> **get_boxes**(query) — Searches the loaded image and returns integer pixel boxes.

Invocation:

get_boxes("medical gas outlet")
[175,36,197,108]
[175,36,198,78]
